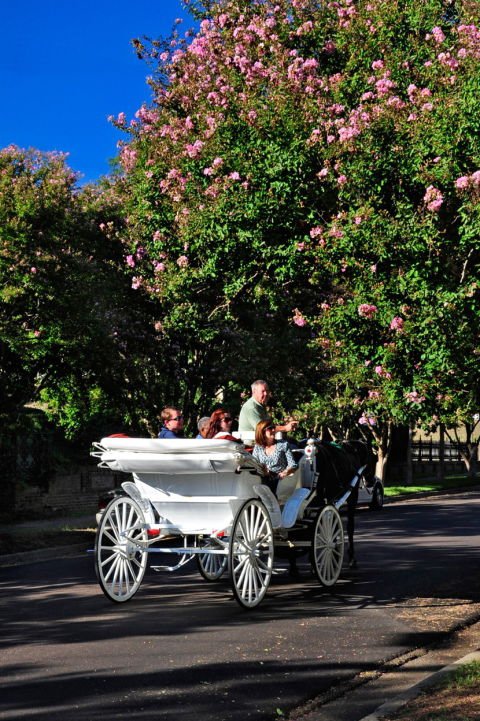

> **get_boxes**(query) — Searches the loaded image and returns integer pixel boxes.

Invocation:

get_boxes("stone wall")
[2,462,122,521]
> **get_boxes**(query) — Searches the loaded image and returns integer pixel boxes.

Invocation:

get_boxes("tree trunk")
[405,423,414,486]
[437,423,445,483]
[372,421,392,482]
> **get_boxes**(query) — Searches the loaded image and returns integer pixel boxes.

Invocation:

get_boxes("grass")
[386,661,480,721]
[386,474,479,498]
[0,527,95,555]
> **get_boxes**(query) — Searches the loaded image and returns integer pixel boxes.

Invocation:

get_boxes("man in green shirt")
[238,380,297,437]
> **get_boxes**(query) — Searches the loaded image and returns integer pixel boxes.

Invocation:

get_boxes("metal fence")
[411,440,465,463]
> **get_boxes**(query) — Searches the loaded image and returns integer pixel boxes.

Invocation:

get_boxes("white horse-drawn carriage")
[91,436,365,609]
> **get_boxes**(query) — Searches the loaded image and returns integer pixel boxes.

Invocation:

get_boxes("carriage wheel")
[310,505,344,587]
[95,495,148,603]
[229,498,274,609]
[196,542,228,581]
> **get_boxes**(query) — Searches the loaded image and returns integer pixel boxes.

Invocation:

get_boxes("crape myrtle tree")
[115,0,479,465]
[0,145,163,441]
[287,0,480,478]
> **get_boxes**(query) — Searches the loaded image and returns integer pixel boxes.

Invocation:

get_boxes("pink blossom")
[455,176,470,190]
[177,255,189,268]
[317,168,328,178]
[390,316,404,331]
[405,390,426,404]
[229,171,241,180]
[309,226,323,238]
[358,303,378,319]
[337,174,347,185]
[359,414,376,426]
[126,255,136,268]
[423,185,444,212]
[153,262,165,273]
[185,139,204,158]
[292,308,307,327]
[431,26,446,44]
[371,59,384,70]
[296,242,305,251]
[374,365,383,375]
[471,171,480,185]
[30,267,37,274]
[131,277,142,290]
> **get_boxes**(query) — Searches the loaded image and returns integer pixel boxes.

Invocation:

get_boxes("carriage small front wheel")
[196,542,228,581]
[95,495,148,602]
[229,498,274,609]
[310,505,344,587]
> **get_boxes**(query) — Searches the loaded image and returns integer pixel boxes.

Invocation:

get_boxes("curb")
[0,543,92,568]
[358,649,480,721]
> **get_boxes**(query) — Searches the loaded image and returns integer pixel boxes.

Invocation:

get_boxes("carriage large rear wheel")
[310,505,344,587]
[229,498,274,609]
[95,495,148,602]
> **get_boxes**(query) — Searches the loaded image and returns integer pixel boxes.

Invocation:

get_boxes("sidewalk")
[288,616,480,721]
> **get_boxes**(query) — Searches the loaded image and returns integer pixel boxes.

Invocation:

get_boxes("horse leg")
[288,547,300,578]
[346,489,358,568]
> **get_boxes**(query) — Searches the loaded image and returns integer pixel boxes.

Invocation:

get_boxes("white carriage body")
[93,437,271,534]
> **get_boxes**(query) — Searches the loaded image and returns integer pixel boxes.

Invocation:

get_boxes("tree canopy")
[111,0,479,465]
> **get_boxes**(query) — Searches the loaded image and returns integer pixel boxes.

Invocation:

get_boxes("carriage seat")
[275,450,315,503]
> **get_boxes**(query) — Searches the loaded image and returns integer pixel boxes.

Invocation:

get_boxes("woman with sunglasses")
[252,419,298,493]
[205,408,238,441]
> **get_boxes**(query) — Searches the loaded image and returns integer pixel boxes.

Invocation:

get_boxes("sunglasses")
[266,426,275,432]
[169,415,183,421]
[221,416,232,422]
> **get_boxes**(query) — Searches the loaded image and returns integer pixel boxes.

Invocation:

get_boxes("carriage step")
[281,488,311,528]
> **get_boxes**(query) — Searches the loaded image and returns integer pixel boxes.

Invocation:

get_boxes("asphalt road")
[1,491,480,721]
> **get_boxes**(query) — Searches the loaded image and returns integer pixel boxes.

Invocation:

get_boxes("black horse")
[313,439,376,566]
[286,439,376,575]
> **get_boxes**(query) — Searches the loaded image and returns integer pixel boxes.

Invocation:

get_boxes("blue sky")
[1,0,189,183]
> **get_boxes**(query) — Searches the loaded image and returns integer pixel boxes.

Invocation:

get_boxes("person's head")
[161,406,184,433]
[197,416,210,438]
[251,380,270,405]
[255,419,276,446]
[206,408,234,438]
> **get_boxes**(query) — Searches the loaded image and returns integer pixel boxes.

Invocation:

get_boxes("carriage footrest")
[281,488,311,528]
